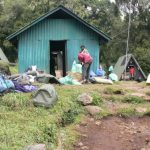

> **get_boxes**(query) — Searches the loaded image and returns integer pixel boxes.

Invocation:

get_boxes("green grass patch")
[9,65,18,74]
[91,92,103,106]
[96,109,112,119]
[104,87,125,95]
[121,96,144,104]
[117,107,137,117]
[0,93,32,110]
[146,91,150,96]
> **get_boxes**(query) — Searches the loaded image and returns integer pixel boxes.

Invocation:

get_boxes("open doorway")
[50,40,66,77]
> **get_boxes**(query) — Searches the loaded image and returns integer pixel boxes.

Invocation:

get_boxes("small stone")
[80,122,88,126]
[145,138,150,144]
[135,107,147,113]
[129,139,134,143]
[90,118,94,122]
[78,93,93,106]
[137,130,141,133]
[81,134,88,138]
[78,142,84,147]
[140,148,146,150]
[84,105,103,116]
[95,121,101,126]
[81,146,89,150]
[120,131,124,134]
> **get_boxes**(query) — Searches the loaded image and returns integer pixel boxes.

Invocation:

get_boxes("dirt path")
[75,116,150,150]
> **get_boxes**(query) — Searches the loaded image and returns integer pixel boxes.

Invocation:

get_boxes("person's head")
[80,45,85,51]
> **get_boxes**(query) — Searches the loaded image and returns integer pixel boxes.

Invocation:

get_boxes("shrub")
[61,108,81,127]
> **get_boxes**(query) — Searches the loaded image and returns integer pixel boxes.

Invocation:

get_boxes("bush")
[61,108,81,127]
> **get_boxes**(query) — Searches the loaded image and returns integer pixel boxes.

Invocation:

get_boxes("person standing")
[129,66,135,80]
[78,45,93,83]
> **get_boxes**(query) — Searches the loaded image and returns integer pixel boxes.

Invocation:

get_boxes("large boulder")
[77,93,93,106]
[33,84,58,108]
[0,60,11,75]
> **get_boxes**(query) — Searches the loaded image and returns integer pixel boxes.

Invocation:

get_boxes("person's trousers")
[82,63,91,81]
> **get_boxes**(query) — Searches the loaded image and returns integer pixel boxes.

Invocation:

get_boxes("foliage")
[0,0,149,73]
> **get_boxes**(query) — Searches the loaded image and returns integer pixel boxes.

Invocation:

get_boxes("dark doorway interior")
[50,40,66,77]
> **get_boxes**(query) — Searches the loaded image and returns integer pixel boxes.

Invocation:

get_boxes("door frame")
[49,40,67,76]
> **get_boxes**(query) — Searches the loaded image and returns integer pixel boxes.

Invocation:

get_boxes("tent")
[114,54,146,81]
[0,48,9,63]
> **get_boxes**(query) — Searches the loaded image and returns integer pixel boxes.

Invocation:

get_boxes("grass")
[9,64,18,74]
[121,96,144,104]
[146,91,150,96]
[0,87,84,150]
[91,92,103,106]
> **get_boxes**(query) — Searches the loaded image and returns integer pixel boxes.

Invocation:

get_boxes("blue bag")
[0,75,7,92]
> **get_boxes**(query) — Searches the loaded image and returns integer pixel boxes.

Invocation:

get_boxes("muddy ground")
[74,81,150,150]
[75,116,150,150]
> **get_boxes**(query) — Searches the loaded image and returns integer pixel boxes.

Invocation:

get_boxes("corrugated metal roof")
[6,5,111,41]
[114,54,146,80]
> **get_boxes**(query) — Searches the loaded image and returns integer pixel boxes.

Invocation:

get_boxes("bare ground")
[75,116,150,150]
[74,81,150,150]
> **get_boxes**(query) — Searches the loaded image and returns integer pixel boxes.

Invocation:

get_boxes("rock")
[80,121,88,126]
[77,93,93,106]
[95,121,101,126]
[25,144,46,150]
[135,107,147,113]
[129,139,134,143]
[77,142,84,147]
[81,134,88,138]
[81,146,89,150]
[84,105,103,116]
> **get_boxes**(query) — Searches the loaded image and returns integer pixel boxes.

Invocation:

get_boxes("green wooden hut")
[7,6,110,75]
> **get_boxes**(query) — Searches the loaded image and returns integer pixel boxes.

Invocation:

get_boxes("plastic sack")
[0,75,7,92]
[5,79,15,89]
[91,77,113,84]
[96,69,105,77]
[109,73,118,81]
[146,74,150,85]
[109,66,114,72]
[59,76,81,85]
[90,70,96,78]
[59,76,73,85]
[76,64,82,73]
[71,60,77,73]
